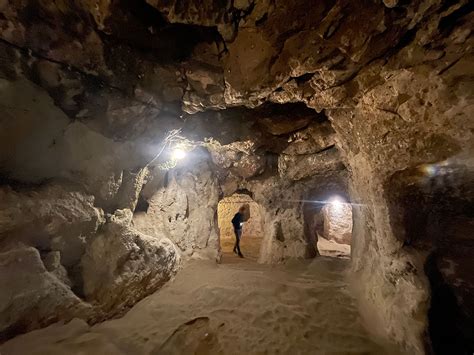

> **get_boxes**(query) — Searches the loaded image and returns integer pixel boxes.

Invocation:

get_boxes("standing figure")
[231,206,246,258]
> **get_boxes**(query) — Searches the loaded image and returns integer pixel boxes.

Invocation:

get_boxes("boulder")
[81,221,180,317]
[0,247,91,341]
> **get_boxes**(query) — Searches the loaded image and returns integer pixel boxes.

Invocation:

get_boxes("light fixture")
[328,196,344,212]
[172,148,186,160]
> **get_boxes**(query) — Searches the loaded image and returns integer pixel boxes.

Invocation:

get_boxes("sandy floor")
[1,257,399,355]
[221,234,262,262]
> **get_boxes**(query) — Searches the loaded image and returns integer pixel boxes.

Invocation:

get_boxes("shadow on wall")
[385,162,474,354]
[217,194,264,261]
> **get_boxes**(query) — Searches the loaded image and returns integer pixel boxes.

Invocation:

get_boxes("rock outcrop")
[0,184,104,266]
[0,247,91,341]
[82,215,180,318]
[133,156,221,260]
[0,183,182,339]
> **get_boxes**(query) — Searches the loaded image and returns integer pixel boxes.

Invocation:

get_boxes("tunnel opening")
[0,0,471,352]
[217,193,264,262]
[316,198,353,258]
[304,192,352,259]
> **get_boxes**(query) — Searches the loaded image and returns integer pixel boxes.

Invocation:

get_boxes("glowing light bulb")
[172,148,186,160]
[328,196,344,211]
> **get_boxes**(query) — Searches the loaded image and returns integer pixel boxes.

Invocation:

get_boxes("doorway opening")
[307,196,352,258]
[217,194,264,262]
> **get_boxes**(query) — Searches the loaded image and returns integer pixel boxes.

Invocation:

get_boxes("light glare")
[172,148,186,160]
[328,196,344,211]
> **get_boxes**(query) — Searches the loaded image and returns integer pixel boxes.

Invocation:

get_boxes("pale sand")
[1,257,399,354]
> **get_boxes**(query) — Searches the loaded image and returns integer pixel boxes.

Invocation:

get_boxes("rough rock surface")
[321,203,352,245]
[133,157,221,260]
[0,77,158,211]
[0,247,91,341]
[329,42,474,352]
[0,184,104,267]
[283,121,336,155]
[41,251,73,287]
[0,0,472,352]
[278,147,343,181]
[248,177,316,264]
[82,217,180,318]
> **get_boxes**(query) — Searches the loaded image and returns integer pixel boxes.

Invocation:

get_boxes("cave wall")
[0,77,157,212]
[204,1,472,351]
[219,169,348,264]
[250,177,314,264]
[328,51,473,352]
[0,69,184,338]
[321,203,352,245]
[132,152,221,260]
[1,0,472,351]
[0,70,340,339]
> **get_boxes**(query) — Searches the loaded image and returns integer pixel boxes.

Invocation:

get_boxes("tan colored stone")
[283,121,336,155]
[81,220,180,317]
[0,0,473,352]
[41,251,72,287]
[0,247,91,340]
[278,147,343,181]
[0,184,104,267]
[132,160,220,259]
[321,203,352,245]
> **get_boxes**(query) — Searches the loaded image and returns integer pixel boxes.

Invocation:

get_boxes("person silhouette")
[231,206,246,258]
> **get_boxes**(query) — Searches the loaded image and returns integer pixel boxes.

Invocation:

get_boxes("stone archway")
[316,199,352,258]
[304,193,353,259]
[217,194,264,261]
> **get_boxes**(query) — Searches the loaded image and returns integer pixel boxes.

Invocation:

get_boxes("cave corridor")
[0,0,473,354]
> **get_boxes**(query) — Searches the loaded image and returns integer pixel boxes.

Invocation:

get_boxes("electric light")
[421,164,437,177]
[328,196,344,211]
[172,148,186,160]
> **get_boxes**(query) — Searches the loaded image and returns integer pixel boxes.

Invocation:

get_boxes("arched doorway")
[305,196,353,258]
[217,194,264,262]
[316,197,352,258]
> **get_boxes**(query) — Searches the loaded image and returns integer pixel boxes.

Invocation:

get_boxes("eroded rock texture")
[0,247,92,341]
[82,212,180,318]
[132,155,221,260]
[322,203,352,245]
[0,0,472,353]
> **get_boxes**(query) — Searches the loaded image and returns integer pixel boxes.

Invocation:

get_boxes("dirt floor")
[218,194,264,261]
[1,257,399,354]
[220,233,263,262]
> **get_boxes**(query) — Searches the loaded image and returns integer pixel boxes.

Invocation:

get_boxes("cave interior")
[0,0,473,354]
